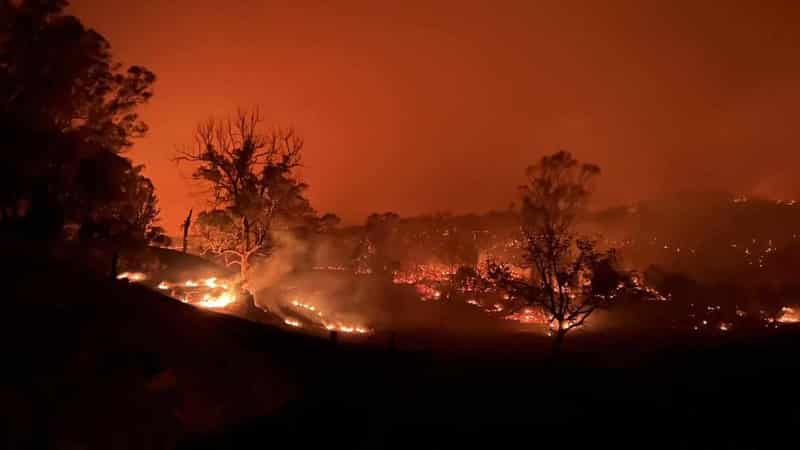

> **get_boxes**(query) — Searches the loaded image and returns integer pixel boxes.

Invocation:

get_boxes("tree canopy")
[178,108,316,279]
[489,151,624,352]
[0,0,161,243]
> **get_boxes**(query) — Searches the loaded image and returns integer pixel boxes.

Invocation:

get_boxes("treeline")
[1,1,166,245]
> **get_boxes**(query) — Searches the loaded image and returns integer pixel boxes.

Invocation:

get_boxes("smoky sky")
[70,0,800,231]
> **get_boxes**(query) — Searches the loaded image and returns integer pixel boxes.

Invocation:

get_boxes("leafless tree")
[176,108,312,280]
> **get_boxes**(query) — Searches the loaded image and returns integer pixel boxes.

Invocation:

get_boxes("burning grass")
[776,306,800,324]
[122,273,241,311]
[286,299,372,334]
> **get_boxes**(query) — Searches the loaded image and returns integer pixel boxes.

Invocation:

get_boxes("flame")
[777,306,800,324]
[550,319,578,331]
[324,322,371,334]
[415,284,441,301]
[203,277,228,289]
[393,264,455,284]
[504,307,549,325]
[284,318,302,328]
[289,298,371,334]
[196,291,236,309]
[117,272,147,282]
[151,276,239,310]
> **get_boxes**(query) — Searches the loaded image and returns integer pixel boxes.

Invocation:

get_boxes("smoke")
[750,171,800,202]
[246,231,382,329]
[244,230,509,334]
[246,231,309,299]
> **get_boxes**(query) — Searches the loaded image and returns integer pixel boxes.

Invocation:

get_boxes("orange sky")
[69,0,800,232]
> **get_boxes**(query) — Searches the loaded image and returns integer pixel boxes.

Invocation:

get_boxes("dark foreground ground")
[3,242,800,449]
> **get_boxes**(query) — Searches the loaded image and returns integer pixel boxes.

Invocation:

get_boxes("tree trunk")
[243,216,250,251]
[240,253,248,281]
[551,329,566,358]
[181,208,192,253]
[241,216,250,281]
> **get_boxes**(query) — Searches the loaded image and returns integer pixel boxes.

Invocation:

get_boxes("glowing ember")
[776,306,800,324]
[292,300,318,313]
[196,291,236,309]
[415,284,442,301]
[117,272,147,282]
[719,322,732,331]
[151,276,239,310]
[549,319,578,331]
[289,298,371,334]
[392,264,455,285]
[325,323,371,334]
[284,318,302,328]
[203,277,227,289]
[504,307,549,325]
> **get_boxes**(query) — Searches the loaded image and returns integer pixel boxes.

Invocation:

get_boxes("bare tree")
[488,151,624,354]
[176,108,312,280]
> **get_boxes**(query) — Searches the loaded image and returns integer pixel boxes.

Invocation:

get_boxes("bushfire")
[119,273,239,310]
[287,299,371,334]
[117,262,800,338]
[776,306,800,324]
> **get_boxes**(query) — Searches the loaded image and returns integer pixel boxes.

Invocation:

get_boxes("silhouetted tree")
[0,0,157,236]
[488,151,623,354]
[353,212,401,276]
[316,213,341,234]
[181,208,193,253]
[74,151,167,245]
[177,108,314,280]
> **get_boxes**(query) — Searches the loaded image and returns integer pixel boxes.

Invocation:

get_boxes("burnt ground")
[2,242,800,449]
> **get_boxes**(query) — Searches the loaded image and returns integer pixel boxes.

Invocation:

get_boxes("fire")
[291,300,319,314]
[117,272,147,282]
[284,318,302,328]
[392,264,455,284]
[776,306,800,324]
[504,307,549,325]
[549,319,579,332]
[154,276,239,310]
[324,322,371,334]
[203,277,227,289]
[289,298,371,334]
[196,291,236,309]
[415,284,441,301]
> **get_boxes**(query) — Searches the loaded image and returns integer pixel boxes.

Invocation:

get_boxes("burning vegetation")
[109,144,800,348]
[119,272,240,311]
